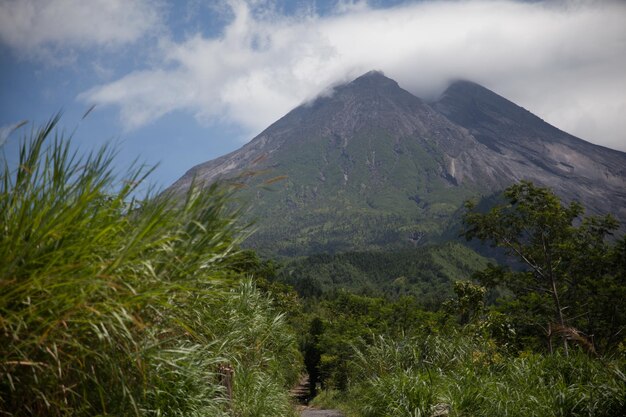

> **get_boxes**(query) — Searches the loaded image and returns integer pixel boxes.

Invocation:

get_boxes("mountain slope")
[169,71,626,256]
[433,80,626,220]
[276,242,489,304]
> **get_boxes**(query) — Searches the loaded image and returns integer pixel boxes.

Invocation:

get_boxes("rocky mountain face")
[434,80,626,219]
[168,71,626,256]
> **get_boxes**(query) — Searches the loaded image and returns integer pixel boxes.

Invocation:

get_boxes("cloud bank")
[80,0,626,150]
[0,0,162,60]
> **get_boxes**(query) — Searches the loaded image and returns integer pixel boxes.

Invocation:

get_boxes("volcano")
[168,71,626,256]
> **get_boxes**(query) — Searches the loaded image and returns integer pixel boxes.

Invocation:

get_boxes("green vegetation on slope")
[294,182,625,416]
[276,243,488,306]
[236,127,483,257]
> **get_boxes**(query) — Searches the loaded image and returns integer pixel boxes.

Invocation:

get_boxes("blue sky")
[1,0,625,191]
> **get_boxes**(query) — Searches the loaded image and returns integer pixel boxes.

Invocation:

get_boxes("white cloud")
[80,0,626,150]
[0,0,162,60]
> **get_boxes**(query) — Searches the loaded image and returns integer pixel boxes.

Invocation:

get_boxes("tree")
[463,181,622,354]
[444,280,487,326]
[304,317,324,397]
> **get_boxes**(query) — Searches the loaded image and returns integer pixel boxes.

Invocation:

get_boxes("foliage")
[463,181,625,353]
[290,180,625,416]
[344,334,625,417]
[443,280,487,325]
[0,118,299,416]
[299,292,444,393]
[276,243,488,306]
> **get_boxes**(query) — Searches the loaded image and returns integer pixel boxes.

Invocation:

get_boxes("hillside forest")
[1,119,624,416]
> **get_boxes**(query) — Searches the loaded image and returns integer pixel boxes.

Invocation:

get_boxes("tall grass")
[0,117,299,416]
[345,334,625,417]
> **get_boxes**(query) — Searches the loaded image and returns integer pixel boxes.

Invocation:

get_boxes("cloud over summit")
[77,0,626,150]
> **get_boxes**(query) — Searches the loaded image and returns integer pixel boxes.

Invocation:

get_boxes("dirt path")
[299,407,344,417]
[290,375,311,404]
[291,375,344,416]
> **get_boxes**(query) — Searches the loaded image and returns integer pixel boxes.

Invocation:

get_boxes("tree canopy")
[463,181,625,354]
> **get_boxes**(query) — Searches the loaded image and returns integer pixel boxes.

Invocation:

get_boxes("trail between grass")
[292,375,344,417]
[299,408,344,417]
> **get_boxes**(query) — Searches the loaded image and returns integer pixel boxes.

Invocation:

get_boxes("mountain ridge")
[432,79,626,217]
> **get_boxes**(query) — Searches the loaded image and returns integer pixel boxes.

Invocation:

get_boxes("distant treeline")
[275,243,487,307]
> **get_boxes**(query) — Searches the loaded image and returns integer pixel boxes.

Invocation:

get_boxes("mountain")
[168,71,626,257]
[433,80,626,218]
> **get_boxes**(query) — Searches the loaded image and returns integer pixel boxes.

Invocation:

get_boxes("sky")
[1,0,625,190]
